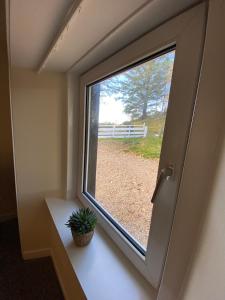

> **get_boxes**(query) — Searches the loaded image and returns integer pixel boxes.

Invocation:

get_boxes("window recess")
[83,47,176,255]
[77,4,206,288]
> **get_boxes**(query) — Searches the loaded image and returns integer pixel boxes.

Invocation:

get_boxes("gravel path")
[95,140,159,248]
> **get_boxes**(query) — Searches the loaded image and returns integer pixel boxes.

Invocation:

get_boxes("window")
[77,5,205,288]
[84,48,175,254]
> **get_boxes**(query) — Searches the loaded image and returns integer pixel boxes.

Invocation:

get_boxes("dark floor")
[0,218,64,300]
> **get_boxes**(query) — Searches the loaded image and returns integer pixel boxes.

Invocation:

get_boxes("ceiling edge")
[37,0,83,73]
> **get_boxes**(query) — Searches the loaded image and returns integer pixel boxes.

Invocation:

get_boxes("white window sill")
[46,197,156,300]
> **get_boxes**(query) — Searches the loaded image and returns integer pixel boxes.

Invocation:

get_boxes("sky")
[99,96,130,124]
[97,50,175,125]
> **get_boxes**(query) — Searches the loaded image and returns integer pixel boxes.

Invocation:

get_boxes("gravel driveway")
[95,140,159,248]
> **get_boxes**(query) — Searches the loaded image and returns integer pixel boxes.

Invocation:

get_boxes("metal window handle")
[151,166,174,203]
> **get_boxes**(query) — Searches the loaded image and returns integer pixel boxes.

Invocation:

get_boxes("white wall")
[183,141,225,300]
[180,1,225,299]
[66,73,79,200]
[11,68,67,253]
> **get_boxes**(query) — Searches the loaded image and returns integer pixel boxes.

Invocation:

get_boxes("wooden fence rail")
[98,124,148,138]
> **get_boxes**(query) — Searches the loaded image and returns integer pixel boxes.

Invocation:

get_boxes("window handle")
[151,166,174,203]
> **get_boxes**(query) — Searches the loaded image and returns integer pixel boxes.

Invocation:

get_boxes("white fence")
[98,124,148,139]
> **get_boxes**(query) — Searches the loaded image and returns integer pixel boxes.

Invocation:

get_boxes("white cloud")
[99,96,130,124]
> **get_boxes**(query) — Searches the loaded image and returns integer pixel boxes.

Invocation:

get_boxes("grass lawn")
[99,116,165,159]
[123,136,162,158]
[100,135,162,159]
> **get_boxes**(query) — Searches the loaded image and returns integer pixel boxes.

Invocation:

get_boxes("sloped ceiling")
[10,0,75,69]
[10,0,202,73]
[44,0,148,71]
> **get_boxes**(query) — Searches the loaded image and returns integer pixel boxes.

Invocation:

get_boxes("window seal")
[83,191,146,256]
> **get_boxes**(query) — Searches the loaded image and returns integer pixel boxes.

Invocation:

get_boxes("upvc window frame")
[83,45,175,257]
[76,4,206,288]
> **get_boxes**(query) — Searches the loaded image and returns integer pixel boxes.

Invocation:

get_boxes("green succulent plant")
[65,207,97,235]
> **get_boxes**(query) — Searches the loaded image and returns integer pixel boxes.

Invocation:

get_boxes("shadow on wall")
[0,0,17,220]
[18,191,64,252]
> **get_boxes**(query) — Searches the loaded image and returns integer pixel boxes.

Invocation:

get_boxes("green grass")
[125,116,165,158]
[131,116,165,136]
[99,117,165,159]
[121,136,162,159]
[100,136,162,159]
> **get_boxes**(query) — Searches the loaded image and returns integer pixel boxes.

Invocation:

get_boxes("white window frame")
[76,4,206,288]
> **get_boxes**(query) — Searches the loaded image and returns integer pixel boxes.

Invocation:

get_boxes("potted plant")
[65,207,97,247]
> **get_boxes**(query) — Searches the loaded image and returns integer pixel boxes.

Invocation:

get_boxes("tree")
[101,51,175,120]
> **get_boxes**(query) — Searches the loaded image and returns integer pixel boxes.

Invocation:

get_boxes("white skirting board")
[22,248,51,260]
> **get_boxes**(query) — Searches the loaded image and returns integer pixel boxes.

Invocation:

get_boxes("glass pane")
[85,50,175,250]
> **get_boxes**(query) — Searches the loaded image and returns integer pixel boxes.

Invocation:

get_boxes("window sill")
[46,197,156,300]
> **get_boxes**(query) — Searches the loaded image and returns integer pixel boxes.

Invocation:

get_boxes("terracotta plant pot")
[71,230,94,247]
